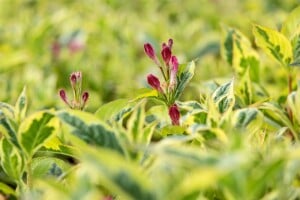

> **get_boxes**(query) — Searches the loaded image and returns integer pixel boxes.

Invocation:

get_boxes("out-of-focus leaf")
[14,86,27,123]
[232,108,264,134]
[31,157,71,179]
[58,110,124,154]
[0,111,20,149]
[0,138,24,181]
[0,182,16,196]
[221,26,260,81]
[95,98,132,122]
[212,79,235,114]
[131,88,158,101]
[281,6,300,40]
[81,146,156,200]
[253,24,292,66]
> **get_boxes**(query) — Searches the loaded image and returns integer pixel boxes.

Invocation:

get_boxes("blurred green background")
[0,0,299,111]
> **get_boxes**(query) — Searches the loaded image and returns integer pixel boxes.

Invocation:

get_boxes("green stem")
[26,159,33,189]
[159,66,167,81]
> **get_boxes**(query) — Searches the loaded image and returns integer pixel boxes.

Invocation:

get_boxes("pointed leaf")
[15,86,27,123]
[212,79,235,114]
[253,24,292,66]
[58,110,124,154]
[19,111,57,157]
[174,61,195,100]
[0,138,24,181]
[232,108,264,134]
[281,6,300,40]
[95,98,131,121]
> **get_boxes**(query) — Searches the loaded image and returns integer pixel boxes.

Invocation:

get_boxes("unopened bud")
[169,56,179,90]
[161,46,172,65]
[70,71,82,86]
[144,43,156,60]
[59,89,70,106]
[169,104,180,125]
[147,74,162,92]
[82,91,89,103]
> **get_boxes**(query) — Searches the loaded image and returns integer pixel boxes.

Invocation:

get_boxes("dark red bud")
[161,46,172,65]
[59,89,69,104]
[169,104,180,125]
[147,74,162,91]
[82,91,89,103]
[144,43,156,60]
[70,71,82,85]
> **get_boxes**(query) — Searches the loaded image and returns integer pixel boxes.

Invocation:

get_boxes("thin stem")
[288,69,293,94]
[26,159,33,189]
[159,66,167,81]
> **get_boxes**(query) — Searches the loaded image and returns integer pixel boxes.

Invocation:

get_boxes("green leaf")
[253,24,292,66]
[95,98,131,121]
[0,102,14,119]
[58,110,124,154]
[232,108,264,134]
[174,61,195,100]
[221,26,260,81]
[19,111,57,157]
[212,79,235,114]
[160,125,186,136]
[0,111,20,150]
[127,101,146,142]
[0,138,24,181]
[15,86,27,123]
[281,6,300,40]
[31,157,71,179]
[0,182,16,196]
[81,146,156,200]
[131,88,158,101]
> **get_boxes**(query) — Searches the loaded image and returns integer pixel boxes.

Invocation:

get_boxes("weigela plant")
[144,39,181,125]
[59,71,89,110]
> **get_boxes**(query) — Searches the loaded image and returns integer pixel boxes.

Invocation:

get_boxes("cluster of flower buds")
[59,71,89,110]
[144,39,180,125]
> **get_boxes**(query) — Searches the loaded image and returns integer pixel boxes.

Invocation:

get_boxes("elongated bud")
[147,74,162,92]
[70,71,82,86]
[144,43,156,60]
[161,46,172,65]
[59,89,70,106]
[82,91,89,103]
[169,56,179,90]
[169,104,180,125]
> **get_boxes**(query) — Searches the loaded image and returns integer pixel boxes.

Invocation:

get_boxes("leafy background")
[2,0,300,200]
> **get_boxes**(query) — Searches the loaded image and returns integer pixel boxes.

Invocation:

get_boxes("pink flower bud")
[169,56,179,90]
[171,56,178,73]
[147,74,162,92]
[169,104,180,125]
[161,46,172,65]
[144,43,156,60]
[82,91,89,103]
[59,89,70,106]
[68,39,84,54]
[70,71,82,86]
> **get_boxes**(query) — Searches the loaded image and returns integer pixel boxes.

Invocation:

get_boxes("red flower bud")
[59,89,70,106]
[144,43,156,60]
[147,74,162,92]
[169,104,180,125]
[70,71,82,86]
[82,91,89,103]
[171,56,178,73]
[161,46,172,65]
